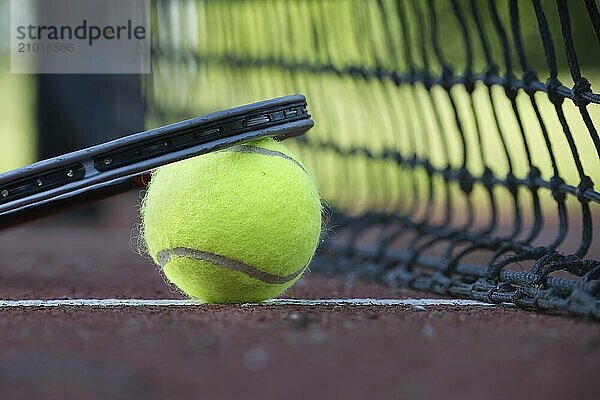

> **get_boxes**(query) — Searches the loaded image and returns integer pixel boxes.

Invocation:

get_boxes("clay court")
[0,195,598,399]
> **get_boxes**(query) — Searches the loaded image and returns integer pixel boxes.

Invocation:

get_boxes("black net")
[147,0,600,319]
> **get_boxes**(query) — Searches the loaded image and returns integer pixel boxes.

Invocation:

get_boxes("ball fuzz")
[141,138,322,303]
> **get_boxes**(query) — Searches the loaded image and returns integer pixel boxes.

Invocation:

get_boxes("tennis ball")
[141,138,322,303]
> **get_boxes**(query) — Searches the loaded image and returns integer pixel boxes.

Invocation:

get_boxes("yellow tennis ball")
[141,138,322,303]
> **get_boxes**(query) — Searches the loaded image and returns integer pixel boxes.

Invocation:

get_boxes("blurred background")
[0,0,599,253]
[0,0,597,171]
[0,0,146,174]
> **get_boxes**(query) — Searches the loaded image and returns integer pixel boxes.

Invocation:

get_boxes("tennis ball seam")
[228,144,308,175]
[156,247,307,284]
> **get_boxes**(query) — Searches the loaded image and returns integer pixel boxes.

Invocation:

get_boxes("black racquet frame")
[0,94,313,229]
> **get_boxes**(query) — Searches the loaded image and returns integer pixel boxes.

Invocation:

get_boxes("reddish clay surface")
[0,193,598,399]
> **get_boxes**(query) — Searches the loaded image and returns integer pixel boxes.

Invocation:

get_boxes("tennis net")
[147,0,600,319]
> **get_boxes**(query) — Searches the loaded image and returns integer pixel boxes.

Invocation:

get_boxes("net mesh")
[147,0,600,319]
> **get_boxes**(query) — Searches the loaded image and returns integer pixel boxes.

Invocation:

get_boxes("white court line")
[0,298,492,308]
